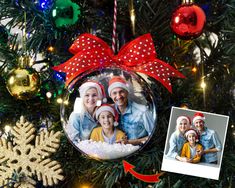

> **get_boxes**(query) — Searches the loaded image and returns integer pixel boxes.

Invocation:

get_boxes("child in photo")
[181,129,203,163]
[90,104,126,144]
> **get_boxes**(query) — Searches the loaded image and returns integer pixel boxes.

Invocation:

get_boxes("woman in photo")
[181,128,203,163]
[67,80,106,144]
[90,104,126,144]
[166,115,191,162]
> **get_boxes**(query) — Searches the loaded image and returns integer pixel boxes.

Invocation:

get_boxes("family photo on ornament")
[63,70,156,160]
[161,107,229,180]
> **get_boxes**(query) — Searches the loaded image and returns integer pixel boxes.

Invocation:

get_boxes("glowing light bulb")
[80,184,92,188]
[63,100,69,105]
[192,67,197,73]
[130,9,135,23]
[57,98,63,104]
[46,92,52,98]
[48,46,54,52]
[200,81,206,89]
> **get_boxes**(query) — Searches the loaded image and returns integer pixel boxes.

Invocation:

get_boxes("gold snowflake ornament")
[0,116,64,188]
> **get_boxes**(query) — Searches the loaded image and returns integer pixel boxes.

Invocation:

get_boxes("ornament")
[61,68,154,160]
[6,56,40,100]
[0,25,9,46]
[51,0,81,29]
[0,116,64,187]
[53,33,186,160]
[170,3,206,40]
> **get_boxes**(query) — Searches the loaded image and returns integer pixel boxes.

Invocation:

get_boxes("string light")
[80,184,92,188]
[231,125,234,128]
[200,80,206,89]
[56,98,63,104]
[46,92,52,98]
[129,0,135,35]
[48,46,55,52]
[54,73,64,81]
[63,100,69,105]
[192,67,197,73]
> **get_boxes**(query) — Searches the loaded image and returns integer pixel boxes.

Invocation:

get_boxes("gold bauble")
[6,67,40,100]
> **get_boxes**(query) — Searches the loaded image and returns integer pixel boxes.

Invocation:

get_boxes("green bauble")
[51,0,81,29]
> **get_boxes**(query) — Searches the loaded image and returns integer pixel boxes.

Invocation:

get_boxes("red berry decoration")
[171,3,206,40]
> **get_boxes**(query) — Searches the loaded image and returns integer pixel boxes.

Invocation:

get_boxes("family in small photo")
[162,107,229,180]
[66,75,155,148]
[167,112,222,164]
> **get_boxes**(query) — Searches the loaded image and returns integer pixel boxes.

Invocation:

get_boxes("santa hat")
[184,128,199,142]
[192,112,205,124]
[96,104,119,126]
[108,76,129,96]
[79,80,107,104]
[176,116,191,130]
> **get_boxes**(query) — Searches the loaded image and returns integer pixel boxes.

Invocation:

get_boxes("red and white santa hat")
[96,104,119,126]
[108,76,129,96]
[176,115,191,130]
[79,80,107,103]
[184,128,199,142]
[192,112,205,124]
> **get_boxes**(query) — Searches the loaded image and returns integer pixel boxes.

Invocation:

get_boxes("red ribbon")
[53,33,185,92]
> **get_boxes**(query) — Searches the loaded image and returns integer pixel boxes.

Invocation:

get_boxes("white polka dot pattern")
[52,33,185,92]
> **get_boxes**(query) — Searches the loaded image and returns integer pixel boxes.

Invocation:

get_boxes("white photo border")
[161,107,229,180]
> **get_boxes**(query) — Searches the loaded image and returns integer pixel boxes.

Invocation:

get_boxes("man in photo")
[108,76,154,145]
[192,112,222,164]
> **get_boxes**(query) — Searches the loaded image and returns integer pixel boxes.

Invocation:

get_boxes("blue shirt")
[200,127,222,163]
[166,131,186,158]
[116,101,154,140]
[67,111,97,143]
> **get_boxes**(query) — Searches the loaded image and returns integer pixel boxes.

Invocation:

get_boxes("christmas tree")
[0,0,235,187]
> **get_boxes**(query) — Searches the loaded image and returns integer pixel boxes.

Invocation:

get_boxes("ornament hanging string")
[112,0,117,53]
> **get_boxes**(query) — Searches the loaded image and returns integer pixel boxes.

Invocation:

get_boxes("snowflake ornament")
[0,116,64,188]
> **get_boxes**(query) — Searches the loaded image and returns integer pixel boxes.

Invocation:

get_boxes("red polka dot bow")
[53,33,185,92]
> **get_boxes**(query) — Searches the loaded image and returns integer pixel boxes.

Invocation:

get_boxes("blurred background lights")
[200,81,206,89]
[46,91,52,98]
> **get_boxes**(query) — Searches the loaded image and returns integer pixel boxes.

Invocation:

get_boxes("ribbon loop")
[69,33,113,55]
[53,33,185,93]
[117,34,156,67]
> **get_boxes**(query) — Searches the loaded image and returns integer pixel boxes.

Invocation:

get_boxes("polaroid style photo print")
[161,107,229,180]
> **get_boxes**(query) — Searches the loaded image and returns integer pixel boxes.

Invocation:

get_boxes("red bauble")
[171,3,206,40]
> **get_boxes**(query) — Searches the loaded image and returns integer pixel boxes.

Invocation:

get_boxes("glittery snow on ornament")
[171,3,206,40]
[77,140,140,160]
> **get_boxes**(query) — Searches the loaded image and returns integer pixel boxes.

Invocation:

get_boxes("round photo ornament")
[53,33,185,160]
